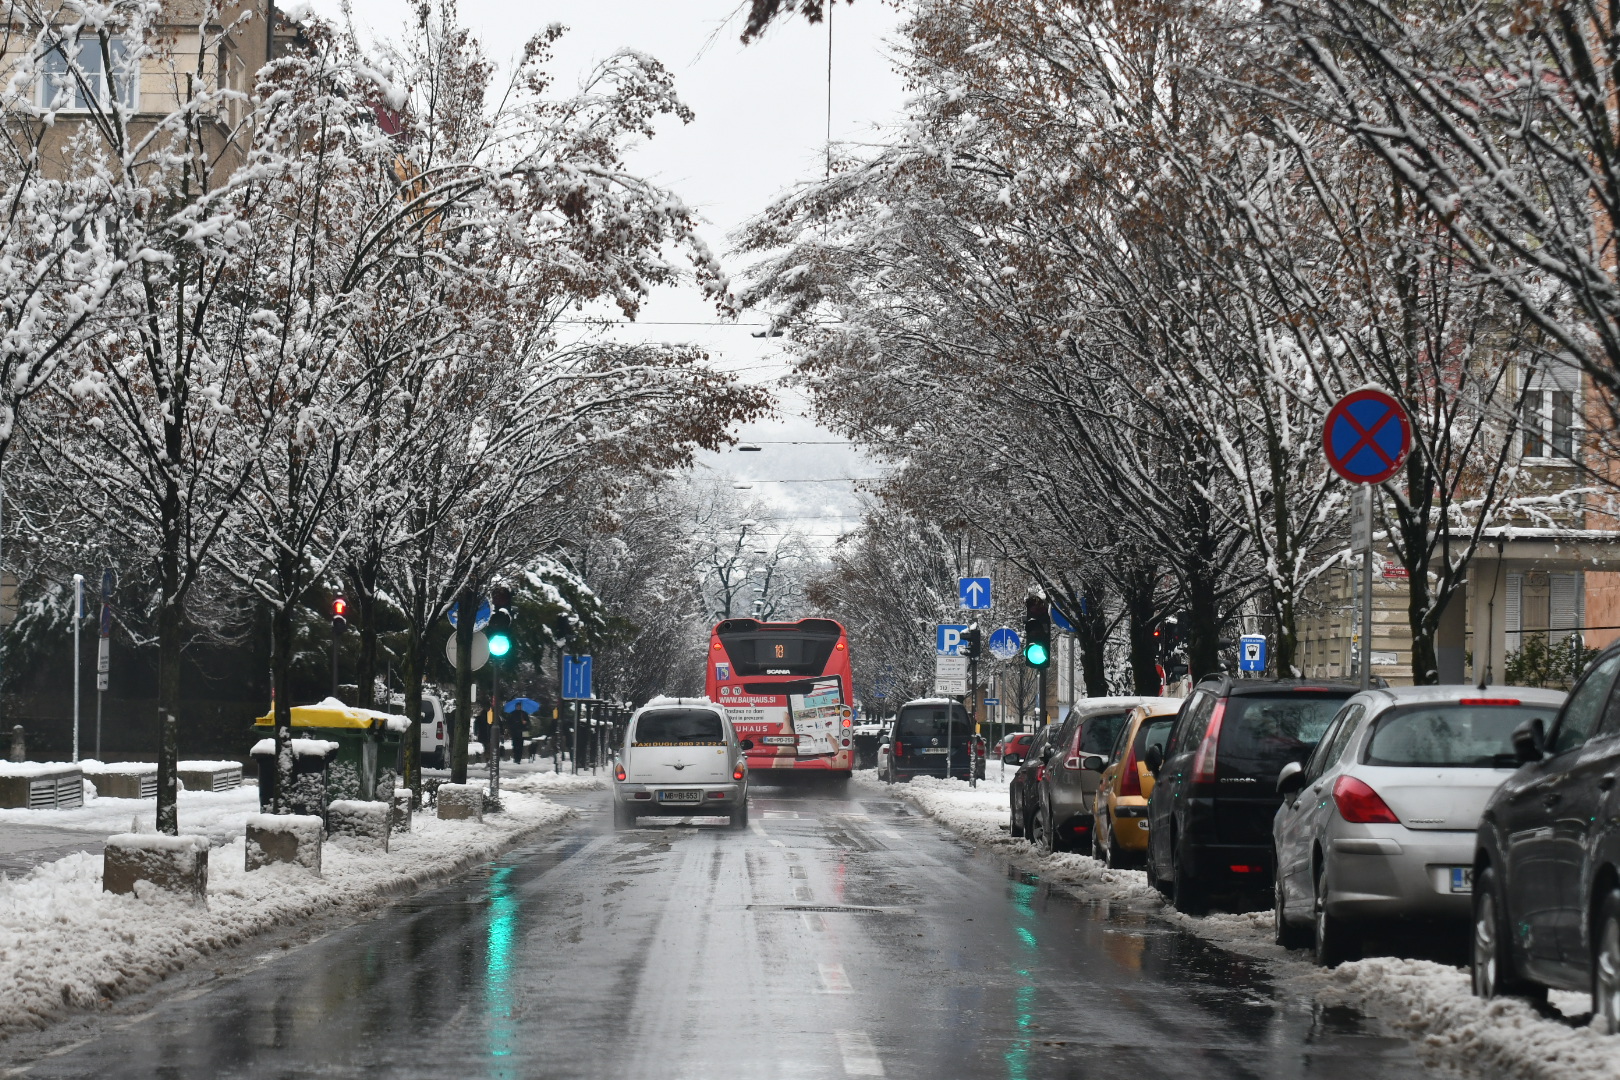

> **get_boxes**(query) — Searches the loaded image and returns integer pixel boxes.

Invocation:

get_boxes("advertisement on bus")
[706,618,854,775]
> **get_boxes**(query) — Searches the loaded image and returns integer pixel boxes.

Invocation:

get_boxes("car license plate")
[1449,867,1473,894]
[658,790,702,802]
[763,736,796,746]
[919,747,951,755]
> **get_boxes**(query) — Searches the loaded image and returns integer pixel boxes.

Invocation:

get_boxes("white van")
[386,692,449,769]
[613,697,750,829]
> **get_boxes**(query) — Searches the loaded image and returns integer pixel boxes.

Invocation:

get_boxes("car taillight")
[1119,746,1143,797]
[1332,775,1401,824]
[893,742,903,757]
[733,762,746,780]
[435,722,444,739]
[1191,700,1226,783]
[1063,755,1081,770]
[614,763,626,782]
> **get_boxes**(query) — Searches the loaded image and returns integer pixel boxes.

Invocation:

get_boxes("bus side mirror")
[738,739,753,751]
[1144,745,1164,776]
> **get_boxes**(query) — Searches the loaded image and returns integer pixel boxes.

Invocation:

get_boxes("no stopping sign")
[1323,387,1412,484]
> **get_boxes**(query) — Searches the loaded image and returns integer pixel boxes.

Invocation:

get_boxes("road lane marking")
[836,1031,885,1076]
[794,885,814,901]
[749,820,784,847]
[818,963,853,993]
[881,830,901,839]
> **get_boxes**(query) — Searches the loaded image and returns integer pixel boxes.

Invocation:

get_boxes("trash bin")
[250,736,338,816]
[253,698,408,803]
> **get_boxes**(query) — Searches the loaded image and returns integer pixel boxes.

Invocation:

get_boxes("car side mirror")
[1040,745,1056,763]
[738,739,753,752]
[1512,718,1545,764]
[1081,754,1107,773]
[1276,760,1305,796]
[1144,744,1164,776]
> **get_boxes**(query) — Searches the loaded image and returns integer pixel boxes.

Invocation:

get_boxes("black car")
[1008,727,1053,839]
[1145,677,1357,914]
[1473,645,1620,1029]
[881,699,976,782]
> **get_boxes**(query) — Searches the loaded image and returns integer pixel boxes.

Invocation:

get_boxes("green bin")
[253,698,407,802]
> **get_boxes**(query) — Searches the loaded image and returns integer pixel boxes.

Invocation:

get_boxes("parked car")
[389,691,449,769]
[997,731,1036,765]
[613,697,751,829]
[1145,677,1358,913]
[1008,727,1055,839]
[1094,700,1181,868]
[1473,646,1620,1028]
[1273,685,1565,966]
[881,698,976,782]
[1029,697,1155,854]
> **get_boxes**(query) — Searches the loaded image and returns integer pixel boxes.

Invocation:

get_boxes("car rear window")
[897,703,971,738]
[632,709,725,746]
[1217,693,1349,779]
[1134,718,1174,759]
[1363,703,1555,768]
[1079,712,1130,755]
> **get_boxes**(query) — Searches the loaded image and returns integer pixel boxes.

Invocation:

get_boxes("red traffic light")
[333,597,348,617]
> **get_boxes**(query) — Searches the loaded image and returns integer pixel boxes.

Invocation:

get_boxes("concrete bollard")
[390,791,412,835]
[245,814,324,875]
[327,799,391,853]
[436,783,483,822]
[103,834,209,903]
[8,724,22,762]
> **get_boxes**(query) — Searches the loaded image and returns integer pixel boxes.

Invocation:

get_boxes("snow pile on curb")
[498,770,606,795]
[0,790,572,1039]
[863,770,1620,1077]
[1319,959,1620,1079]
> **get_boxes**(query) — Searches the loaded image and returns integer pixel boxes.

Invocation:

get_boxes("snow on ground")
[858,769,1620,1079]
[0,789,574,1040]
[0,786,262,847]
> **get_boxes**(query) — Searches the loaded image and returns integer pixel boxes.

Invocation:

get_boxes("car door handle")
[1542,792,1562,807]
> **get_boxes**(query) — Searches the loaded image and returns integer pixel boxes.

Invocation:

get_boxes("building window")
[40,35,138,112]
[1521,386,1576,460]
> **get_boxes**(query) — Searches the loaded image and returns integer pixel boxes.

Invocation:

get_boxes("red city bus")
[705,617,855,777]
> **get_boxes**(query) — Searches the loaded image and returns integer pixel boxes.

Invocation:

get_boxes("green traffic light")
[1024,641,1049,667]
[488,633,512,658]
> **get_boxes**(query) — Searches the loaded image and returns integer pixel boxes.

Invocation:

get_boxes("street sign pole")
[1361,483,1374,692]
[71,574,82,762]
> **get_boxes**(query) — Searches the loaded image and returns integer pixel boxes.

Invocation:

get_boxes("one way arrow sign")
[959,577,991,610]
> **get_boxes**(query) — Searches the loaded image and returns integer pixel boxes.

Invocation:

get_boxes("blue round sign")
[1323,388,1411,484]
[988,628,1021,661]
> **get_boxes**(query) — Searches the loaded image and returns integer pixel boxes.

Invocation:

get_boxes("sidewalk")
[0,824,107,878]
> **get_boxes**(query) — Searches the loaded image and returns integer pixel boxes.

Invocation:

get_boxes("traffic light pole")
[489,661,501,799]
[968,653,979,789]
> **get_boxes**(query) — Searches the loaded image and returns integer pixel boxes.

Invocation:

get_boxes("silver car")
[1273,684,1566,965]
[613,698,751,829]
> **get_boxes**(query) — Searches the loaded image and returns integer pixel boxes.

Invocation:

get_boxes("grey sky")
[317,0,907,543]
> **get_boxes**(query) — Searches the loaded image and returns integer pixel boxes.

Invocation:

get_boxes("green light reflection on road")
[1004,980,1035,1080]
[485,866,518,1074]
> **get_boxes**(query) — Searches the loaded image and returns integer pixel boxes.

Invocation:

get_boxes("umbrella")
[503,697,541,715]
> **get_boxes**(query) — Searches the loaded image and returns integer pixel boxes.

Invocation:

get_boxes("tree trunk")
[154,465,183,835]
[355,581,378,709]
[270,596,295,813]
[451,586,475,785]
[1126,569,1159,696]
[401,618,424,806]
[1076,582,1109,697]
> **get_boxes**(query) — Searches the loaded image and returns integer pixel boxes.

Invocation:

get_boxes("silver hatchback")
[1272,685,1566,965]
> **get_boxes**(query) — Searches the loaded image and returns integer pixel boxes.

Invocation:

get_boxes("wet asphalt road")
[8,780,1442,1079]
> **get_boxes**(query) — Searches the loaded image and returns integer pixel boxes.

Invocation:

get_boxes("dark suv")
[882,698,975,782]
[1473,644,1620,1030]
[1145,677,1357,913]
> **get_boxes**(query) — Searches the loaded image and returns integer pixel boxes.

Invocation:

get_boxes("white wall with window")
[1519,358,1581,461]
[39,34,138,112]
[1505,570,1585,651]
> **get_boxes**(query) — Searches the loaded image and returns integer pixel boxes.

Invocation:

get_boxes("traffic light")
[331,596,348,634]
[1023,595,1051,668]
[960,624,983,660]
[488,586,513,658]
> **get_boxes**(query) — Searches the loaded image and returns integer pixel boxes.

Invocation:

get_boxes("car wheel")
[613,799,634,830]
[1170,839,1208,915]
[1594,888,1620,1033]
[1098,816,1115,869]
[1313,862,1357,967]
[1009,793,1024,839]
[731,801,750,830]
[1033,802,1056,855]
[1472,865,1545,1002]
[1273,861,1310,949]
